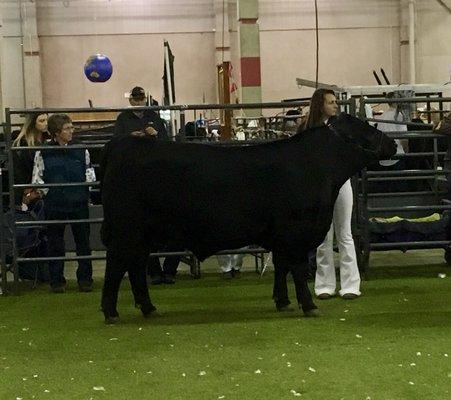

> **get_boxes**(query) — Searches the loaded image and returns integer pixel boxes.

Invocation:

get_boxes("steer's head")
[328,113,397,160]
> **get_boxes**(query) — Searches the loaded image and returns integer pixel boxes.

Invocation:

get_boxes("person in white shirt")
[217,251,245,278]
[371,92,409,192]
[377,93,408,167]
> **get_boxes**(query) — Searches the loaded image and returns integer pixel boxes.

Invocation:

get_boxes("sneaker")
[341,293,359,300]
[316,293,332,300]
[78,281,93,292]
[51,285,66,294]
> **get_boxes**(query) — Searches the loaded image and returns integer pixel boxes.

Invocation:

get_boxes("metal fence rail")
[4,100,348,294]
[356,95,451,272]
[2,95,450,292]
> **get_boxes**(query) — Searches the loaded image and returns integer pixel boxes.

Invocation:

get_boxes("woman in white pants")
[217,251,245,278]
[315,179,361,299]
[300,88,361,300]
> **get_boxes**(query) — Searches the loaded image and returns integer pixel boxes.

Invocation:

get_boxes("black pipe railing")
[4,100,339,293]
[357,95,451,272]
[2,95,450,289]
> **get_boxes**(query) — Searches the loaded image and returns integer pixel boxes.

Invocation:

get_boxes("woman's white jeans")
[315,179,361,297]
[217,254,244,273]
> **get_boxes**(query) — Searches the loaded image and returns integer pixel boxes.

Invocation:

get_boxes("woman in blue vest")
[32,114,96,293]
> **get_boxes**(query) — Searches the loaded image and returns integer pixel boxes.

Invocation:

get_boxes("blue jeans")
[46,207,92,287]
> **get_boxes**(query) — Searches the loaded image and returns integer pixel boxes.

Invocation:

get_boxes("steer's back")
[101,131,343,259]
[101,136,287,257]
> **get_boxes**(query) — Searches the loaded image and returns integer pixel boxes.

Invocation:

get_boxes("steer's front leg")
[101,249,127,324]
[272,263,292,311]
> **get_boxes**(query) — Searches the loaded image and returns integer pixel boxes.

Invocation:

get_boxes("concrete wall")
[415,0,451,85]
[36,0,216,108]
[39,33,216,108]
[0,1,25,113]
[1,37,24,110]
[0,0,450,112]
[259,0,402,101]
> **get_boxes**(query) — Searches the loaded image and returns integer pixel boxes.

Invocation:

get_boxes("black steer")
[99,113,396,323]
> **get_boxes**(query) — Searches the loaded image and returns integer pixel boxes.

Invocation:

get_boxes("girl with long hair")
[13,112,49,205]
[300,88,361,300]
[13,112,48,147]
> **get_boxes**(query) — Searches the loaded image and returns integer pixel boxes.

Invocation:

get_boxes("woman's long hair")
[299,88,336,132]
[12,112,47,147]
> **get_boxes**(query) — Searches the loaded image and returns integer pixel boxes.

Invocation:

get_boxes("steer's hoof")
[303,308,321,318]
[102,305,119,324]
[276,304,294,312]
[278,306,294,312]
[139,303,158,318]
[104,315,120,325]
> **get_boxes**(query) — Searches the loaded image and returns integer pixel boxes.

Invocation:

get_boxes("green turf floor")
[0,250,450,400]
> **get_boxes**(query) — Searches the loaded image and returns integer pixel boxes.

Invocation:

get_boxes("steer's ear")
[335,112,348,123]
[328,115,339,124]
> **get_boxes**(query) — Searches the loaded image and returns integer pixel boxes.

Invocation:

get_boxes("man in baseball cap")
[113,85,181,282]
[114,85,166,138]
[129,86,146,101]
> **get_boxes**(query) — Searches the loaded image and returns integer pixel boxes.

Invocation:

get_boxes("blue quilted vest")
[42,141,89,211]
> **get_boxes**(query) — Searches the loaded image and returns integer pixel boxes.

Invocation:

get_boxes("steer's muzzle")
[377,135,397,160]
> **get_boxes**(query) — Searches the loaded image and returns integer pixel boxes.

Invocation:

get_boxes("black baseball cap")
[130,86,146,100]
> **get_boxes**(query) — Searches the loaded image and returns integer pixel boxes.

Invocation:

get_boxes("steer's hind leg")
[128,258,157,318]
[272,251,291,311]
[290,262,319,317]
[101,250,127,324]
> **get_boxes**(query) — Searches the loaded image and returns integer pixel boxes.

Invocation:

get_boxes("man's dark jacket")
[114,109,168,139]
